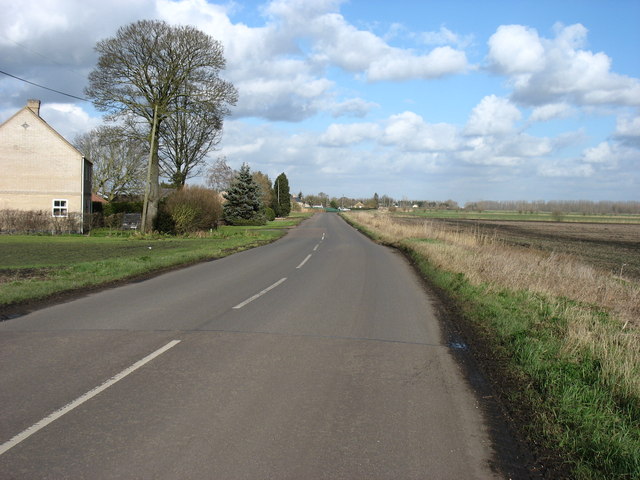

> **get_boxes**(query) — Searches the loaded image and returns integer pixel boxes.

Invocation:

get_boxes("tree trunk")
[144,146,160,232]
[142,106,160,233]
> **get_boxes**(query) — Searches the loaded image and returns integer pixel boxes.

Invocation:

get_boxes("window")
[53,199,68,217]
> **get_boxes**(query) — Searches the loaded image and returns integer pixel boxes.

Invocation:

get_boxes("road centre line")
[233,277,287,309]
[0,340,181,457]
[296,254,312,269]
[313,244,319,251]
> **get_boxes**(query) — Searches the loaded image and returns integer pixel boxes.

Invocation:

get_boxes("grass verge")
[0,213,312,309]
[343,211,639,480]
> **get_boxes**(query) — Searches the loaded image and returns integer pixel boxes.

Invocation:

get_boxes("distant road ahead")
[0,213,504,479]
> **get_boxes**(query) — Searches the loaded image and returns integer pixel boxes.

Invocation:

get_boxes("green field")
[398,209,640,224]
[0,213,312,308]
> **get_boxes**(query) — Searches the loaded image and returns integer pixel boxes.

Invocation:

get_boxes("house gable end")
[0,101,91,231]
[0,106,88,164]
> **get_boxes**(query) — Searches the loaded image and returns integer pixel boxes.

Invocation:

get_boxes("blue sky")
[1,0,639,204]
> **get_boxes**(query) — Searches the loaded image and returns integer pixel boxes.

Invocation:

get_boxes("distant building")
[0,100,92,232]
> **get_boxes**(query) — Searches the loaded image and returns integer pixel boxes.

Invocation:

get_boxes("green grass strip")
[0,214,312,307]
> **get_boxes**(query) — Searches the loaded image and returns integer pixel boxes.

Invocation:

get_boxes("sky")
[1,0,639,204]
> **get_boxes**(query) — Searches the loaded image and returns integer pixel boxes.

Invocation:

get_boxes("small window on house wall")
[52,199,68,217]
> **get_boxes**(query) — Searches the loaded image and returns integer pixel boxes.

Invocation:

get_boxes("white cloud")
[487,25,546,74]
[268,0,469,81]
[329,98,379,118]
[367,46,468,82]
[319,122,381,147]
[583,141,614,164]
[582,141,638,169]
[538,162,595,178]
[382,112,459,151]
[232,75,334,121]
[40,103,101,141]
[529,102,574,122]
[465,95,522,136]
[488,23,640,107]
[615,114,640,137]
[0,0,471,123]
[419,26,474,49]
[538,140,638,179]
[457,136,522,166]
[499,134,553,158]
[154,0,468,120]
[614,114,640,147]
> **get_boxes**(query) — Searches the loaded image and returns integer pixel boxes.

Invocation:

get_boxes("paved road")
[0,213,504,479]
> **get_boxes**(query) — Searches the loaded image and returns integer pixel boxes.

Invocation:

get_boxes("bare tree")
[206,156,236,192]
[159,80,237,188]
[85,19,237,232]
[74,126,146,201]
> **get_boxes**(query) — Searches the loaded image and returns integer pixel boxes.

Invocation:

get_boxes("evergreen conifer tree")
[272,173,291,217]
[223,163,266,225]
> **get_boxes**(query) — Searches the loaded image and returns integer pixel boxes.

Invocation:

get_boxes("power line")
[0,69,88,102]
[3,37,88,79]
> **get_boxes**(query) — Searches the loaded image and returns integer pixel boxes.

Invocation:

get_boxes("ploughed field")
[398,216,640,280]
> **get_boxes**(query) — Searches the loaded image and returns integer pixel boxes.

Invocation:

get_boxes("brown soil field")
[400,217,640,280]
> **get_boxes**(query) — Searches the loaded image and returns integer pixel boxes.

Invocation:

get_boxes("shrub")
[224,214,267,226]
[153,200,176,234]
[104,213,124,229]
[90,212,104,229]
[264,207,276,221]
[103,200,143,216]
[163,186,222,234]
[0,209,82,234]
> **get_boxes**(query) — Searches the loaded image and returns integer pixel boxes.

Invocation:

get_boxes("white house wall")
[0,107,84,215]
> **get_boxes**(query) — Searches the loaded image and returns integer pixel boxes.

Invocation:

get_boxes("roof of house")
[0,100,92,164]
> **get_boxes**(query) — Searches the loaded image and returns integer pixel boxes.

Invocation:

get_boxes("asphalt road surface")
[0,213,507,479]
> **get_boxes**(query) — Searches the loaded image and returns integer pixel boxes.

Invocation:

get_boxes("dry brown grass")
[345,211,640,404]
[348,211,639,327]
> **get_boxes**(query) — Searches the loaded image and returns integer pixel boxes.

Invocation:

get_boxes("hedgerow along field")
[0,213,312,309]
[343,210,639,480]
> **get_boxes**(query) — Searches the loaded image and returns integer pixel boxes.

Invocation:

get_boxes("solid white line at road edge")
[0,340,181,457]
[297,254,312,269]
[233,278,287,309]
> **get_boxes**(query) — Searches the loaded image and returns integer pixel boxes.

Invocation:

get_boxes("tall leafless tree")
[74,126,146,201]
[85,19,237,231]
[159,77,237,188]
[206,156,236,192]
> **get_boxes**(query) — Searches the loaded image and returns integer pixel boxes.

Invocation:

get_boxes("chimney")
[27,99,41,116]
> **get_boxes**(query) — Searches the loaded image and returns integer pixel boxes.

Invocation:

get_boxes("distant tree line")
[299,193,459,211]
[464,200,640,215]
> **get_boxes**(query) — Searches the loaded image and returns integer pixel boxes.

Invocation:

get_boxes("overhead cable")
[0,69,88,102]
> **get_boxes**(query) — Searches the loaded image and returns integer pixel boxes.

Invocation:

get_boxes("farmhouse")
[0,100,92,232]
